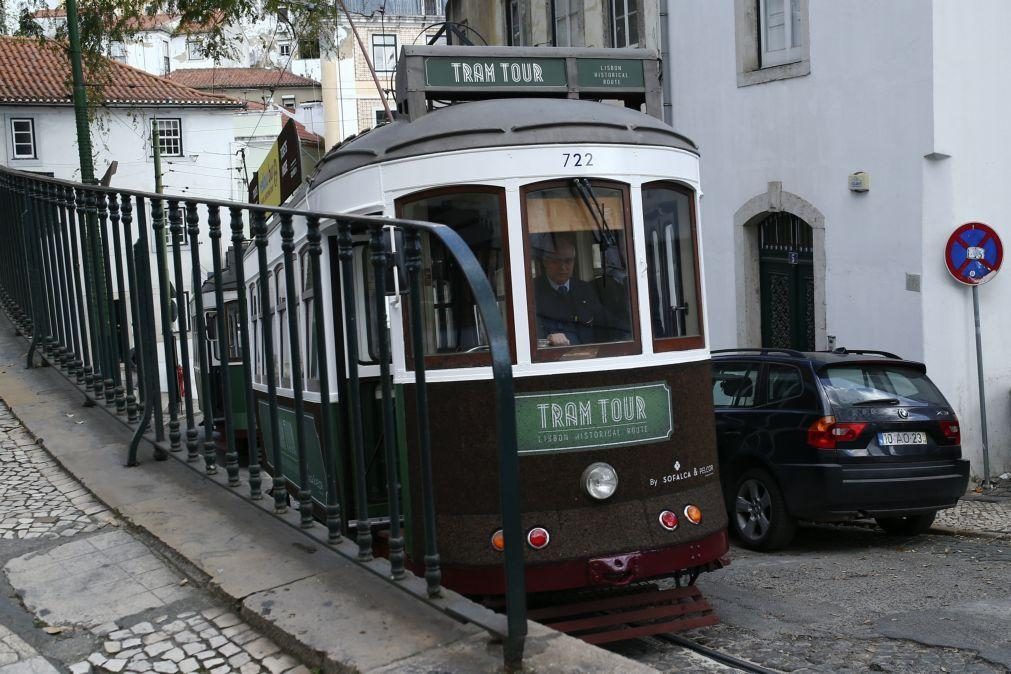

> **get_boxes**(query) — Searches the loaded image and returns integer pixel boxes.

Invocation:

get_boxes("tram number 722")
[562,152,594,167]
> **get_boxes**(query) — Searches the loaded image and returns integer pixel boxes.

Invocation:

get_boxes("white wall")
[920,0,1011,477]
[669,1,933,358]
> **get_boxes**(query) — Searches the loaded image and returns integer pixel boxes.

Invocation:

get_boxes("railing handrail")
[0,163,526,667]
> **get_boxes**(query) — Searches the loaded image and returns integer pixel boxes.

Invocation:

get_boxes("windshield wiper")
[851,397,901,406]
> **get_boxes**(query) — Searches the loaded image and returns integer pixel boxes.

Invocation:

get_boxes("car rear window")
[819,365,948,407]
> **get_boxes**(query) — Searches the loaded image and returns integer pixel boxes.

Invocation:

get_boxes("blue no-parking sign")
[945,222,1003,285]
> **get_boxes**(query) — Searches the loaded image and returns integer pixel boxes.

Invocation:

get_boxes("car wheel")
[875,512,937,536]
[731,468,796,551]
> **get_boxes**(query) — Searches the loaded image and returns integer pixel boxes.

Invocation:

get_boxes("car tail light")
[490,529,505,551]
[807,416,867,449]
[684,504,703,525]
[526,527,550,550]
[659,510,679,531]
[939,419,961,445]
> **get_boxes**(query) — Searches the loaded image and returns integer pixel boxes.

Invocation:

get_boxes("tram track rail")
[650,632,780,673]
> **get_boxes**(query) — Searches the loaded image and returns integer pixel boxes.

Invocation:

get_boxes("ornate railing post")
[253,210,286,513]
[403,229,441,597]
[187,203,217,474]
[337,222,372,561]
[229,207,260,498]
[307,216,341,542]
[370,226,404,579]
[209,205,240,485]
[152,197,181,451]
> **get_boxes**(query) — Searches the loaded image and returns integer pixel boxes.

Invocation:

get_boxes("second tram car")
[242,46,728,596]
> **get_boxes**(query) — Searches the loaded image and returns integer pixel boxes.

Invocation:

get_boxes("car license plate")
[878,431,927,446]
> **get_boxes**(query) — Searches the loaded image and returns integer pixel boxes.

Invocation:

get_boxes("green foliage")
[18,0,327,69]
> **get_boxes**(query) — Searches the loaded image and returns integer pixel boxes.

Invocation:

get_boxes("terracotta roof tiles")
[0,36,243,107]
[165,67,321,90]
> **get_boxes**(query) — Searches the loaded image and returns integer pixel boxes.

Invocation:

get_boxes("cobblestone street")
[0,401,308,674]
[619,502,1011,672]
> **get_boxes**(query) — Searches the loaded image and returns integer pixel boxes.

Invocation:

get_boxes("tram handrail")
[0,164,527,667]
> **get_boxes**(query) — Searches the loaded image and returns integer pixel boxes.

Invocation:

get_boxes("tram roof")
[309,98,698,186]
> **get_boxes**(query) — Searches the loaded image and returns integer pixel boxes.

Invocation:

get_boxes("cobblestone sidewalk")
[0,407,115,540]
[0,400,309,674]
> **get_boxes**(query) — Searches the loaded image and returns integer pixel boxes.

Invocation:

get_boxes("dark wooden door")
[759,213,815,351]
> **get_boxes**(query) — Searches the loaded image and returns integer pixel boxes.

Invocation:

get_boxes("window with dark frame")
[554,0,582,47]
[279,43,292,57]
[250,282,260,383]
[642,182,704,351]
[713,363,758,408]
[764,363,804,406]
[187,38,203,60]
[11,119,36,159]
[397,186,510,368]
[223,301,240,361]
[522,179,638,362]
[508,0,527,46]
[372,34,397,72]
[300,248,320,392]
[155,118,183,157]
[275,266,291,388]
[611,0,639,48]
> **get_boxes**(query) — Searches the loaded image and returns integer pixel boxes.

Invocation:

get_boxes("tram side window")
[301,248,320,392]
[523,180,637,361]
[275,266,292,389]
[205,310,219,362]
[249,283,260,383]
[225,301,241,362]
[643,182,703,350]
[397,187,509,365]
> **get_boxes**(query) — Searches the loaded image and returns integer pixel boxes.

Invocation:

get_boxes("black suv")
[711,348,970,551]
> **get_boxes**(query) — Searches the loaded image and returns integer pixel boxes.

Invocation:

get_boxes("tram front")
[304,46,728,595]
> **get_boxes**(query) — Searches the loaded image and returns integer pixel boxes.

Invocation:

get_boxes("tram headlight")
[581,462,618,500]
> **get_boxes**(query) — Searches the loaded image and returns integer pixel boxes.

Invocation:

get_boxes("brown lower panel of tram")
[429,528,728,596]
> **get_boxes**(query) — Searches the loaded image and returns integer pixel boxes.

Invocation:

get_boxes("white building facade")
[667,0,1011,479]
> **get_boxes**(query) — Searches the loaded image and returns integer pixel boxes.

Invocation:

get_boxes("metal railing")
[0,166,526,668]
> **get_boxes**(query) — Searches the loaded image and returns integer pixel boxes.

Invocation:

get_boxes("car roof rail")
[825,347,902,359]
[711,347,805,358]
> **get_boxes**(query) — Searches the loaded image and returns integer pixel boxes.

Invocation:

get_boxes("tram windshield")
[524,180,636,361]
[398,187,509,365]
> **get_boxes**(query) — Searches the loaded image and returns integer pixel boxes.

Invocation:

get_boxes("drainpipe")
[659,0,673,126]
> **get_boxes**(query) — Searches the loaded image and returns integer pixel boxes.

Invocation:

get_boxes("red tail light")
[527,527,550,550]
[659,510,679,531]
[939,419,961,445]
[807,416,867,449]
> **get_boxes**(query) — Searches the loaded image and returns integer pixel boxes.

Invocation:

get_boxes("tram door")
[759,213,814,351]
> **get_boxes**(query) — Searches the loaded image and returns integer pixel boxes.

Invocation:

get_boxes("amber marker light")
[659,510,679,531]
[491,529,505,551]
[684,504,703,525]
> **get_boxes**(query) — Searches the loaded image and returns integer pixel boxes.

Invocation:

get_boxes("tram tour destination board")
[423,56,645,90]
[515,382,673,455]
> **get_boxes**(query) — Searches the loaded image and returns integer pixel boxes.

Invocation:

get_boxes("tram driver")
[534,235,629,346]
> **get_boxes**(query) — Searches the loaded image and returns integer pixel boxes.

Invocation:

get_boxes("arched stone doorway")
[758,212,814,350]
[733,183,826,350]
